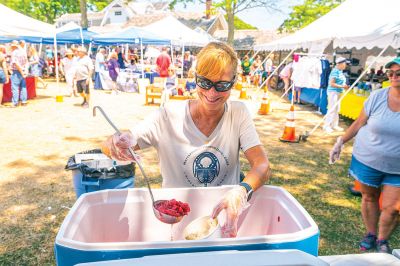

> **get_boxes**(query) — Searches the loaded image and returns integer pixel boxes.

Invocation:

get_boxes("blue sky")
[175,0,303,30]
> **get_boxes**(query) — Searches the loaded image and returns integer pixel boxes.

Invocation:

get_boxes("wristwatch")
[239,182,254,201]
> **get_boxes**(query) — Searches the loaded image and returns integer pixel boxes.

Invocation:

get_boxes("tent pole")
[38,42,43,57]
[88,42,92,57]
[125,43,129,62]
[170,44,174,67]
[140,39,144,78]
[54,33,61,100]
[79,26,84,46]
[304,42,393,139]
[255,47,296,95]
[249,50,259,61]
[250,47,276,76]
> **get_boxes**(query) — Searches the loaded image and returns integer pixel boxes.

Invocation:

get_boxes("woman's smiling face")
[196,67,234,111]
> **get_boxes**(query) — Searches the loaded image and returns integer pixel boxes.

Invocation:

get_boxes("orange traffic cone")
[258,89,270,115]
[279,105,300,143]
[239,86,248,99]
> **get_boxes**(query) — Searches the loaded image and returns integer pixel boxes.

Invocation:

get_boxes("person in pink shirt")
[156,47,171,78]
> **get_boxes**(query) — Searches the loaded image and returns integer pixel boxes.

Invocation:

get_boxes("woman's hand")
[102,132,138,162]
[211,186,249,238]
[329,137,344,164]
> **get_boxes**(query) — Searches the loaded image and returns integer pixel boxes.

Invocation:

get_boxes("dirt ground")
[0,81,398,265]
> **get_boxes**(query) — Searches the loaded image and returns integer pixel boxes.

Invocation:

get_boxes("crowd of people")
[0,40,50,107]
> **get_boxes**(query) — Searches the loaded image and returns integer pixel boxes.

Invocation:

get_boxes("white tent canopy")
[0,3,54,37]
[255,0,400,51]
[143,15,213,47]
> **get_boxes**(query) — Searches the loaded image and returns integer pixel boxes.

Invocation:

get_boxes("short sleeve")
[363,89,381,117]
[238,104,262,152]
[329,68,339,82]
[131,109,164,149]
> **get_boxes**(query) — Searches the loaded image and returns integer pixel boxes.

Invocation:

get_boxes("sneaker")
[82,102,89,109]
[21,102,28,106]
[359,233,377,251]
[80,100,87,106]
[333,126,344,132]
[324,126,334,133]
[376,239,392,254]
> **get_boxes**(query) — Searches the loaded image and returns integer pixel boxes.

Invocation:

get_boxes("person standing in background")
[94,47,106,90]
[279,62,293,93]
[182,51,193,78]
[28,46,47,89]
[73,46,93,108]
[107,52,120,95]
[116,46,126,70]
[10,40,28,107]
[329,57,400,254]
[324,57,349,133]
[156,47,171,78]
[0,45,9,107]
[60,49,77,97]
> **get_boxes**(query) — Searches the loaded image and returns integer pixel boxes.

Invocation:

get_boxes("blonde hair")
[196,42,238,80]
[109,52,118,60]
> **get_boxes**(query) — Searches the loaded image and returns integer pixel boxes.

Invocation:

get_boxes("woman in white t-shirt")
[103,42,271,238]
[60,49,76,97]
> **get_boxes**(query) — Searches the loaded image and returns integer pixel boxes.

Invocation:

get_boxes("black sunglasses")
[195,73,236,92]
[387,70,400,78]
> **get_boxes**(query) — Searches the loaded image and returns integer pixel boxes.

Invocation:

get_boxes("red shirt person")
[156,47,171,77]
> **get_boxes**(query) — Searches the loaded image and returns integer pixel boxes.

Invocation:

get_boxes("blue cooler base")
[55,233,319,266]
[73,171,134,198]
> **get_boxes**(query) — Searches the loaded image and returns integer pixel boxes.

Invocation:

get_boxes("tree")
[80,0,88,28]
[279,0,344,33]
[0,0,111,24]
[170,0,278,45]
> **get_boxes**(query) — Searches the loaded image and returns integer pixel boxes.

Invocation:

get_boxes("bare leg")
[0,84,3,105]
[298,89,302,103]
[37,77,47,88]
[378,185,400,240]
[361,183,381,235]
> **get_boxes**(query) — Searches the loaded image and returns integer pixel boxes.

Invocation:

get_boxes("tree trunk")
[206,0,212,19]
[80,0,88,29]
[226,11,235,45]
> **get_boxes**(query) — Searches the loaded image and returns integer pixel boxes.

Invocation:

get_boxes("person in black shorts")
[73,46,93,108]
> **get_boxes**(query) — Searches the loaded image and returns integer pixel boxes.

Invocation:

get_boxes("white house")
[55,0,169,28]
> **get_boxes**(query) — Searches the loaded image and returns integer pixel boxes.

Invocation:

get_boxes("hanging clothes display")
[291,56,322,89]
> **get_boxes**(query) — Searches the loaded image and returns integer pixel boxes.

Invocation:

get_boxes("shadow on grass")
[0,162,74,265]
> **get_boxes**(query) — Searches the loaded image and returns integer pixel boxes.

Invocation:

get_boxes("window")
[115,11,122,16]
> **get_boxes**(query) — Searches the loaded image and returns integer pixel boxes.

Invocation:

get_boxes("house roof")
[57,12,104,22]
[213,29,285,50]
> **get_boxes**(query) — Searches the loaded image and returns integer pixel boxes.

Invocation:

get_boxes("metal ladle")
[93,106,184,224]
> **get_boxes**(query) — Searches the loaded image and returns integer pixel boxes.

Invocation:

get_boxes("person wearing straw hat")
[9,40,28,107]
[329,57,400,253]
[73,46,93,108]
[102,42,272,238]
[60,49,77,97]
[323,56,350,133]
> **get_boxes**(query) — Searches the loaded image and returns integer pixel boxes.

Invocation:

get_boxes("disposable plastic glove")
[105,132,139,162]
[329,137,344,164]
[211,186,249,238]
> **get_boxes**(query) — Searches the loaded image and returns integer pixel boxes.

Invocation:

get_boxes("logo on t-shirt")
[183,146,229,187]
[193,152,220,184]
